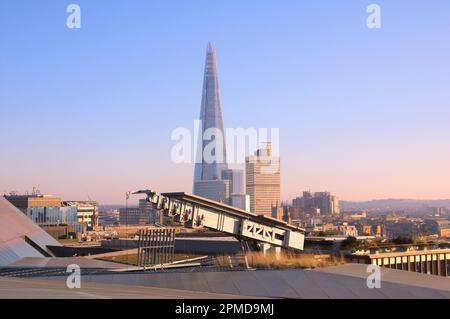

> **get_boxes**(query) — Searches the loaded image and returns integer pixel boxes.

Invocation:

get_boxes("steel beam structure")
[128,190,305,251]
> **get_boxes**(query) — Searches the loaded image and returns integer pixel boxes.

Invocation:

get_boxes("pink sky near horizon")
[2,148,450,205]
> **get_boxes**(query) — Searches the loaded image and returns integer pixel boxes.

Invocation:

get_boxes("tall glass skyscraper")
[193,43,229,203]
[194,43,228,182]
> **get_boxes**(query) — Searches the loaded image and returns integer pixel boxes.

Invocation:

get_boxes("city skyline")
[1,1,450,204]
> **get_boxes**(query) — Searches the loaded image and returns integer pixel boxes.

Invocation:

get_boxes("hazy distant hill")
[340,199,450,211]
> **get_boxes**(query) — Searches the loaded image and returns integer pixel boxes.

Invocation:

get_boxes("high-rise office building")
[222,169,250,211]
[193,43,229,203]
[221,169,244,195]
[245,143,280,217]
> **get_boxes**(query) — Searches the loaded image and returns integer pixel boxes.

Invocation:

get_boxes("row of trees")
[341,236,416,252]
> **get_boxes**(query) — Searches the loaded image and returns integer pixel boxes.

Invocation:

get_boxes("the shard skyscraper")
[193,43,230,203]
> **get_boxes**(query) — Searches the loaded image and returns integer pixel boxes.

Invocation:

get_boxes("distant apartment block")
[293,191,340,216]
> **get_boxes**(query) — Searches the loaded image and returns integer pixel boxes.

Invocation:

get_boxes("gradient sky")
[1,0,450,204]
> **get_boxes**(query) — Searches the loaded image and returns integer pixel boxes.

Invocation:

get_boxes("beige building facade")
[245,144,280,217]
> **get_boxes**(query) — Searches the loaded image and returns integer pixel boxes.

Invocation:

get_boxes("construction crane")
[127,189,305,252]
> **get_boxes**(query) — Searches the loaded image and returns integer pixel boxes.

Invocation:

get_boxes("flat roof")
[29,264,450,299]
[0,276,253,299]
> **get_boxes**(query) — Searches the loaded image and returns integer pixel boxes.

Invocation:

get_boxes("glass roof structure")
[0,197,61,266]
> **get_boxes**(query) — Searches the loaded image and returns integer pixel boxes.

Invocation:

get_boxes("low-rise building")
[4,194,61,212]
[119,199,161,226]
[63,201,99,231]
[4,194,87,237]
[311,222,358,237]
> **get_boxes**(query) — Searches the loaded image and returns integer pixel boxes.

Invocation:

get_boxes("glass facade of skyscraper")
[193,43,230,204]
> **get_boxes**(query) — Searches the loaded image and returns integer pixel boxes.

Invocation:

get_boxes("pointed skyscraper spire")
[193,43,229,201]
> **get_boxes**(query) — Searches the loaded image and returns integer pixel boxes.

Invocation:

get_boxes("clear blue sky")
[1,0,450,204]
